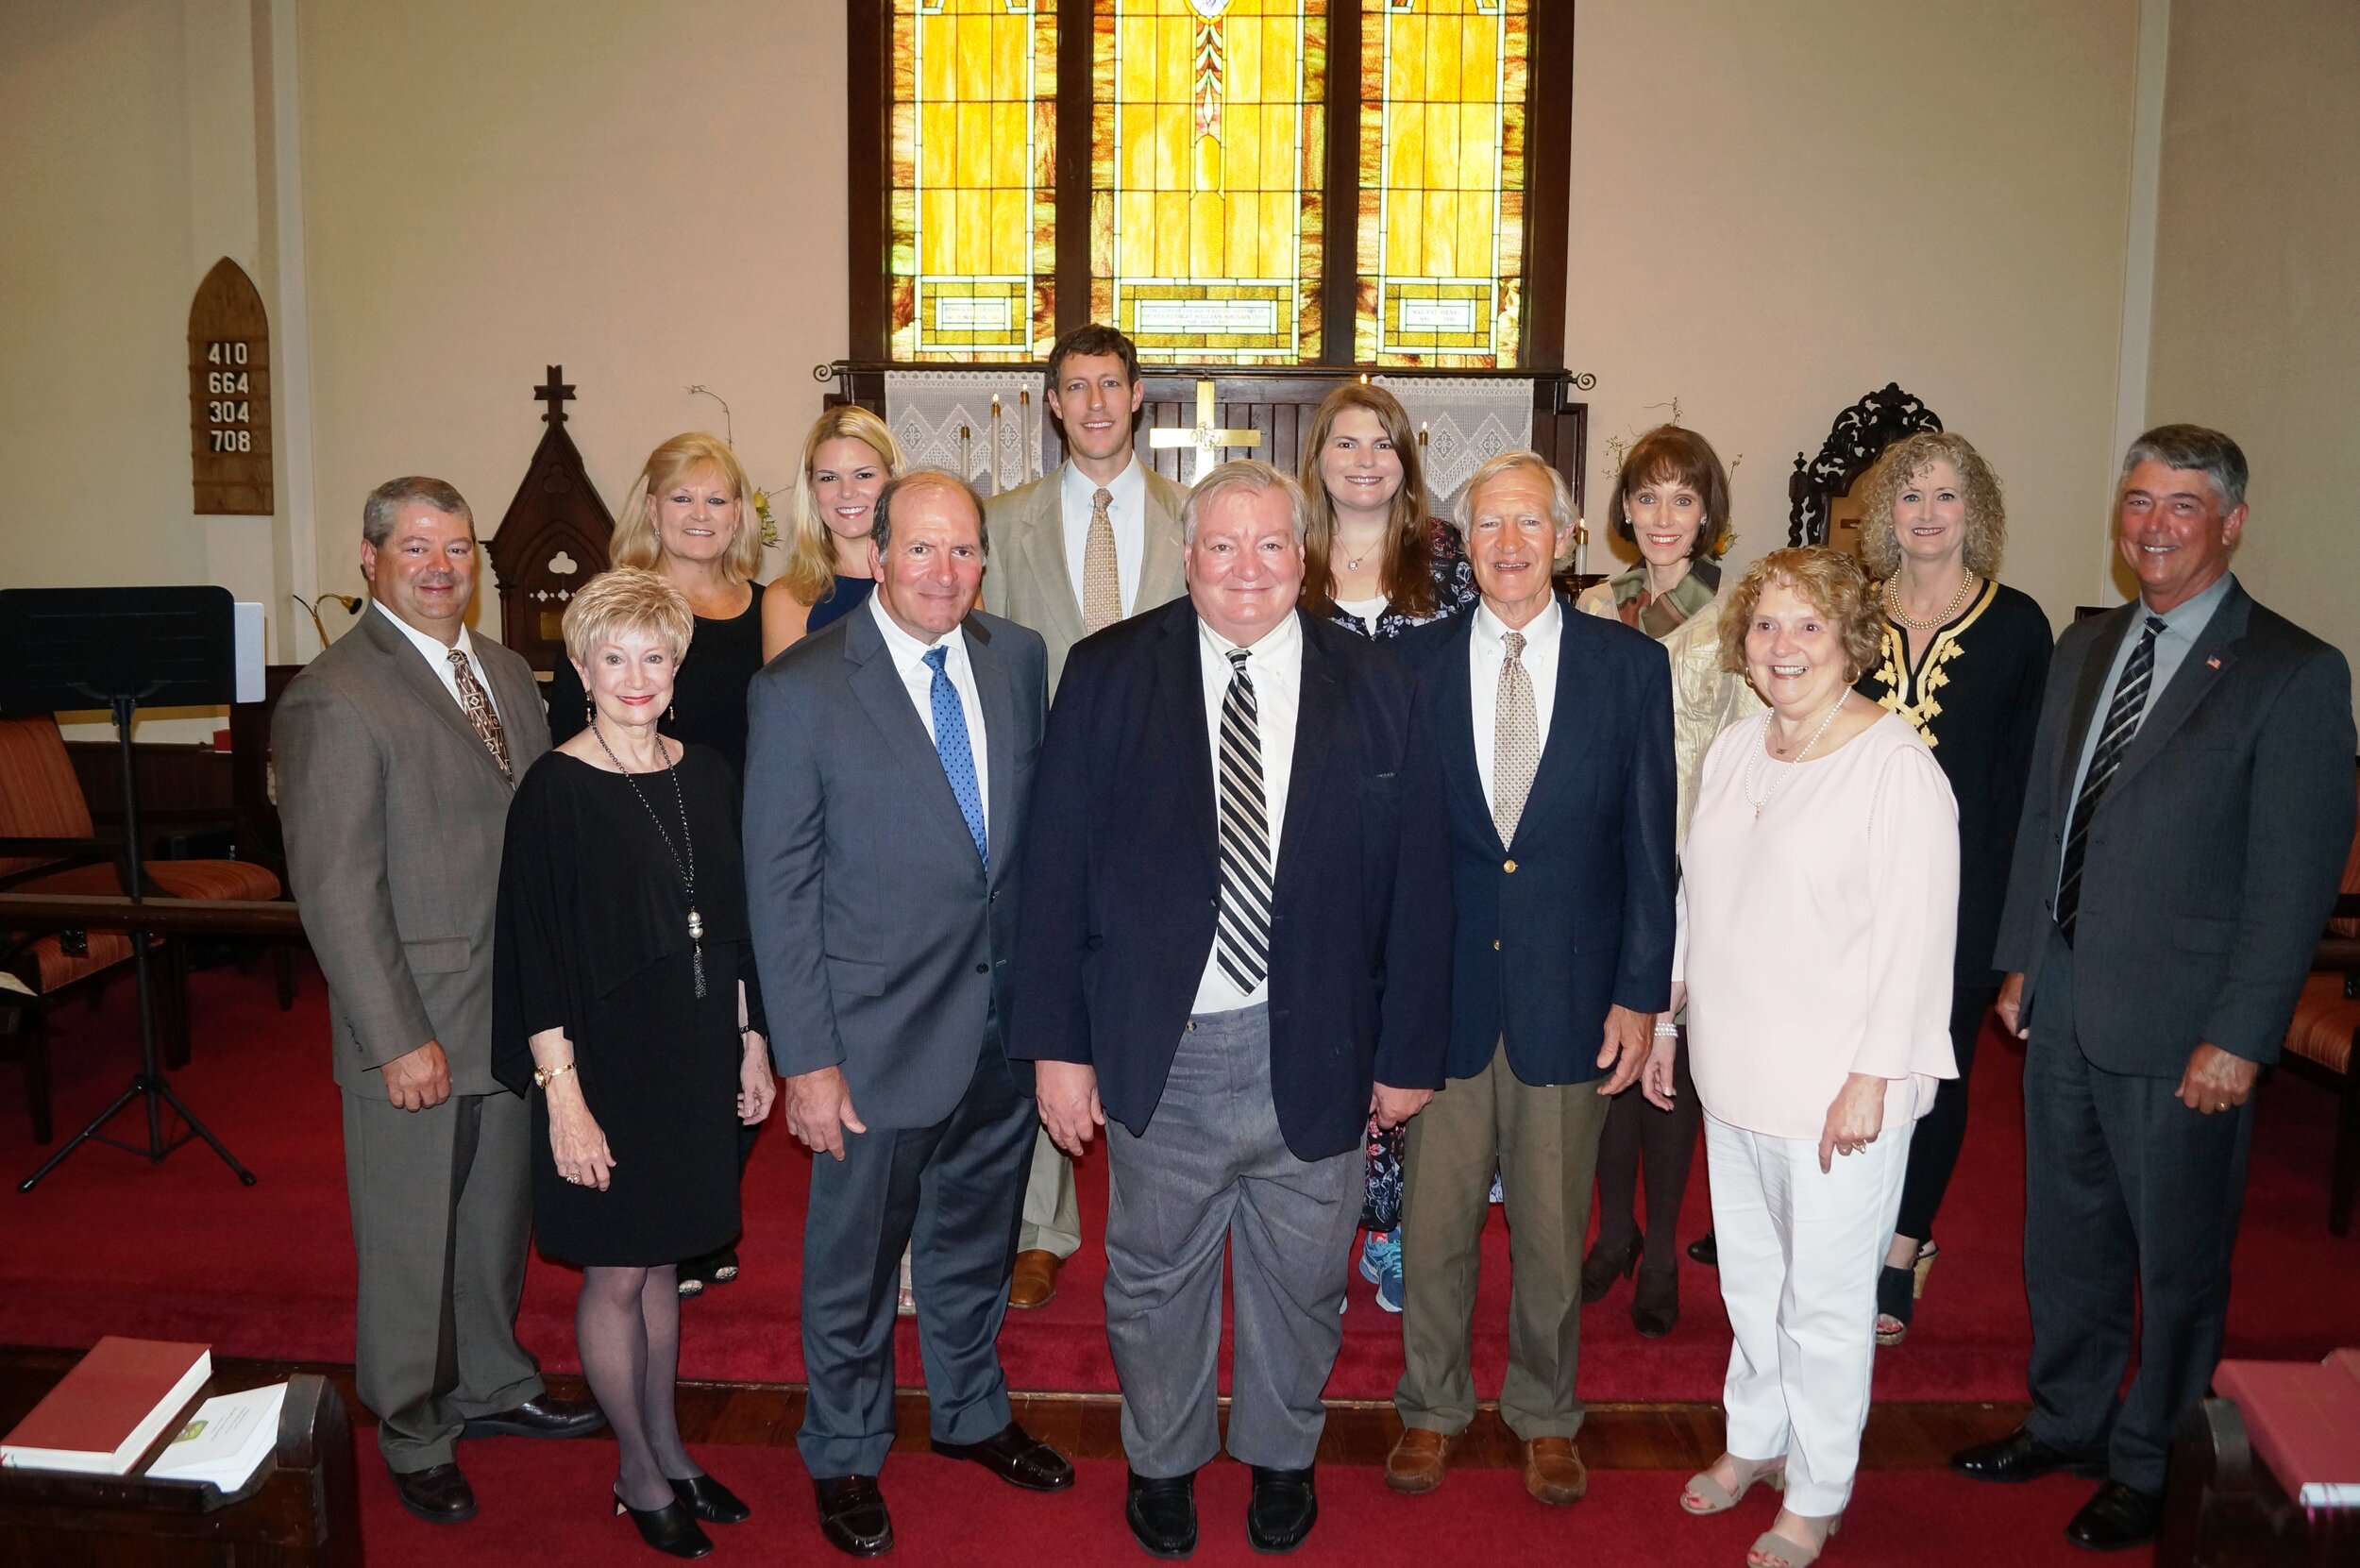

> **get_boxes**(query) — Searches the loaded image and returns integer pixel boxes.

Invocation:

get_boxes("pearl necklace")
[1743,699,1847,821]
[1883,569,1977,632]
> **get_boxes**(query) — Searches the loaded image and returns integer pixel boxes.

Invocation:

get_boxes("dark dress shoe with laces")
[1125,1468,1199,1559]
[616,1490,715,1560]
[462,1394,607,1440]
[2065,1480,2162,1551]
[1246,1464,1318,1554]
[668,1472,751,1524]
[1951,1425,2108,1484]
[391,1461,478,1523]
[1631,1263,1679,1338]
[931,1421,1075,1491]
[813,1475,893,1558]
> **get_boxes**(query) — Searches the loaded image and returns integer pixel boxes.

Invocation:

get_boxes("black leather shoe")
[1687,1229,1718,1267]
[668,1472,751,1525]
[931,1421,1075,1491]
[1951,1425,2108,1483]
[1245,1465,1317,1555]
[462,1394,608,1440]
[1125,1468,1198,1559]
[2065,1480,2162,1551]
[391,1461,477,1524]
[1578,1234,1642,1305]
[616,1490,715,1559]
[813,1475,893,1558]
[1631,1263,1679,1338]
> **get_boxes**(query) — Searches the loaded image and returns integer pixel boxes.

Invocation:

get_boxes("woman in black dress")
[1296,382,1478,1314]
[497,568,776,1559]
[1851,430,2052,1344]
[760,405,904,658]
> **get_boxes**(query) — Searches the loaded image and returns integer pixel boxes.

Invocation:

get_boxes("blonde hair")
[1853,430,2006,582]
[610,432,764,582]
[1718,547,1885,685]
[781,406,904,606]
[562,566,695,667]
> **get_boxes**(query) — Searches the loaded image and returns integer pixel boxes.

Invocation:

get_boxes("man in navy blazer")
[1010,460,1452,1558]
[1380,451,1677,1505]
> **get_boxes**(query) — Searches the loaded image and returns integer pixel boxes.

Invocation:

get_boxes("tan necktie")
[1082,486,1121,633]
[1492,630,1537,846]
[447,648,513,778]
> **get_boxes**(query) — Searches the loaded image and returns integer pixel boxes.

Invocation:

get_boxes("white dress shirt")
[373,599,505,725]
[1469,598,1562,805]
[1190,610,1304,1014]
[868,592,990,841]
[1059,456,1149,618]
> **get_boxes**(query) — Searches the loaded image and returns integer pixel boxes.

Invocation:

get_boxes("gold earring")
[667,703,677,723]
[584,698,594,722]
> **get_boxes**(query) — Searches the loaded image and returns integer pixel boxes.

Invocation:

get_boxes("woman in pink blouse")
[1647,547,1959,1568]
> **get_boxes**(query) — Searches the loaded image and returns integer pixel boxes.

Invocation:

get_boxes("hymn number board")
[188,257,274,514]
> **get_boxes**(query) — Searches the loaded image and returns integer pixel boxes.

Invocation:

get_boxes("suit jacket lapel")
[2107,582,2250,800]
[1020,480,1087,651]
[1510,599,1592,847]
[1428,614,1494,852]
[1155,605,1219,869]
[965,616,1020,887]
[2053,606,2134,816]
[1138,473,1188,608]
[359,608,514,786]
[1276,614,1341,883]
[845,607,984,868]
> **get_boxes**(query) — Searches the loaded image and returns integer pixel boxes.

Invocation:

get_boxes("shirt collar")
[1471,596,1562,659]
[374,597,478,666]
[1063,455,1144,514]
[1198,605,1304,668]
[2143,570,2235,639]
[868,587,963,669]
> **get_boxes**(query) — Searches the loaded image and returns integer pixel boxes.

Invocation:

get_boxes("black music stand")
[1,586,257,1190]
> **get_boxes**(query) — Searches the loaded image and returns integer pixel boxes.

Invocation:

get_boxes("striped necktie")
[2056,615,2166,942]
[1214,649,1273,992]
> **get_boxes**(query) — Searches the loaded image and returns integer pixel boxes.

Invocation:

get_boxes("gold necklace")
[1883,569,1977,631]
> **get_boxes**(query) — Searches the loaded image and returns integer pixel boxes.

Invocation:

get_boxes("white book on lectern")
[145,1381,284,1489]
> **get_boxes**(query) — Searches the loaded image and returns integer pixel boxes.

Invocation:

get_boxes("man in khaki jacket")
[982,324,1188,1305]
[276,477,600,1525]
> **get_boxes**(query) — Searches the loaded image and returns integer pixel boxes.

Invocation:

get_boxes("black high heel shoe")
[668,1473,751,1525]
[1578,1233,1643,1305]
[615,1489,715,1559]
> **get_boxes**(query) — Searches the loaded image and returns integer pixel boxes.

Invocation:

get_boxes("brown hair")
[610,432,766,582]
[362,476,472,546]
[1044,322,1141,394]
[1297,383,1437,619]
[780,405,904,605]
[1607,424,1731,560]
[1718,547,1886,685]
[1853,430,2006,582]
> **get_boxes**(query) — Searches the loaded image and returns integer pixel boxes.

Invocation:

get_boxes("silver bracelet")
[1652,1022,1680,1037]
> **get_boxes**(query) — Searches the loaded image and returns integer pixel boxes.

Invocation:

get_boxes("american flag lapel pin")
[2206,656,2222,669]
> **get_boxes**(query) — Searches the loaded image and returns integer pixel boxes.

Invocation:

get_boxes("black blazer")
[1007,599,1454,1161]
[1397,599,1677,1085]
[1993,580,2354,1071]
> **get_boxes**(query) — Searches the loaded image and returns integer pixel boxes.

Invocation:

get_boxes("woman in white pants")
[1646,547,1959,1568]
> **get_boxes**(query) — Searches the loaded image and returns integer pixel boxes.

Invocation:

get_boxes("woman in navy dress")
[760,405,904,657]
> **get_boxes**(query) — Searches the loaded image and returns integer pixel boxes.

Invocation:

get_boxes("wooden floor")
[0,1346,2023,1472]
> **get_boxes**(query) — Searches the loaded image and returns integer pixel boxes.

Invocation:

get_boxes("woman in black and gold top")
[1851,430,2051,1344]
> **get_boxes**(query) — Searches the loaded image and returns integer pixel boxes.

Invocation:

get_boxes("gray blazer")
[275,607,552,1096]
[982,463,1189,692]
[1994,580,2354,1072]
[745,603,1049,1130]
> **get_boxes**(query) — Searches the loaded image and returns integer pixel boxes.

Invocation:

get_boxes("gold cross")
[1148,379,1259,485]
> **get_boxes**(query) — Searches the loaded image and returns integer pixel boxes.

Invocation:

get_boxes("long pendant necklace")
[1743,698,1846,821]
[1882,569,1976,631]
[591,718,707,998]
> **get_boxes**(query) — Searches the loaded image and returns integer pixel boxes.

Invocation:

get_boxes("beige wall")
[2146,0,2360,709]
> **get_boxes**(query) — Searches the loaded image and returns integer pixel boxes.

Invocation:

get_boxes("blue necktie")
[923,646,986,872]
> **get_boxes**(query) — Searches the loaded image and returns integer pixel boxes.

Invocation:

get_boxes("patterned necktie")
[1215,649,1273,992]
[1492,630,1538,846]
[2056,615,2166,942]
[447,648,511,778]
[1082,486,1121,633]
[922,646,986,872]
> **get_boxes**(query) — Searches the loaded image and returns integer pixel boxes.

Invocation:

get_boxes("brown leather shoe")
[1008,1249,1059,1309]
[1384,1427,1456,1494]
[1521,1437,1588,1506]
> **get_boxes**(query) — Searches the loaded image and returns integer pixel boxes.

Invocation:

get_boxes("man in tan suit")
[276,477,601,1526]
[982,323,1188,1306]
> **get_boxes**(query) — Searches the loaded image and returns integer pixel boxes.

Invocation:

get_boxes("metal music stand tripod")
[2,586,257,1191]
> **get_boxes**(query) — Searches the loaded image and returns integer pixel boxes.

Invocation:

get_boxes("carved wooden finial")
[534,365,577,424]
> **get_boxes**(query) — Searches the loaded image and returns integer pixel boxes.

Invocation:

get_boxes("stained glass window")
[1357,0,1526,365]
[1090,0,1329,364]
[887,0,1058,362]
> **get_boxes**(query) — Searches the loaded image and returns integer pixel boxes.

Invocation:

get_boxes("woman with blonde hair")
[760,404,903,658]
[1849,430,2050,1344]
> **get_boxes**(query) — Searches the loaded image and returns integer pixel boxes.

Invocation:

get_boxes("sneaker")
[1358,1229,1404,1314]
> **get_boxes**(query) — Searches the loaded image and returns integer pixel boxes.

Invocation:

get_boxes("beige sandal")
[1680,1453,1787,1515]
[1747,1512,1841,1568]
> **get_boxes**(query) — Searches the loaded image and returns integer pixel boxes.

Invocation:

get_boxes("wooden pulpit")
[485,366,615,674]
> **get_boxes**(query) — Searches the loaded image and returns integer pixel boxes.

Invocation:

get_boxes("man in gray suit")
[276,477,601,1525]
[748,469,1070,1559]
[983,323,1190,1308]
[1951,427,2355,1551]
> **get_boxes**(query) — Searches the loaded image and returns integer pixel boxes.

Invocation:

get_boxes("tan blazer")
[275,607,551,1096]
[983,463,1189,692]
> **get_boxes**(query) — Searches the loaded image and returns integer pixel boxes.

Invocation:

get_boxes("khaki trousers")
[1394,1042,1610,1441]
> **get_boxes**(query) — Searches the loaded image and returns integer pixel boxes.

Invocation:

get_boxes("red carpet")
[4,956,2356,1405]
[362,1438,2120,1566]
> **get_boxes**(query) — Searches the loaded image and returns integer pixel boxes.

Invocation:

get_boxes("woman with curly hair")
[760,405,904,657]
[1849,431,2052,1344]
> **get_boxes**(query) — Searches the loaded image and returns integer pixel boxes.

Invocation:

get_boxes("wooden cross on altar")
[1149,378,1259,484]
[535,365,576,425]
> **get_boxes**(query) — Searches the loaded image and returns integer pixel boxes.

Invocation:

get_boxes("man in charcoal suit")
[1951,426,2355,1551]
[276,477,602,1526]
